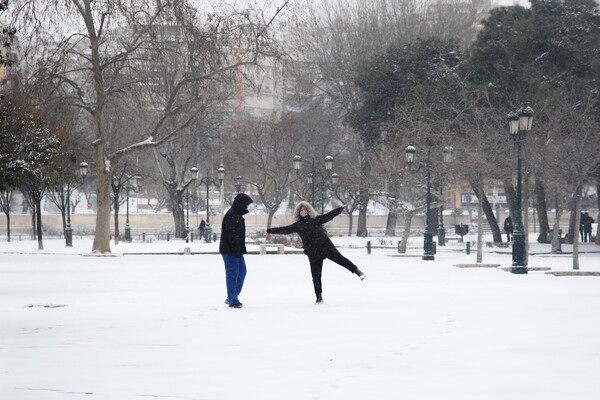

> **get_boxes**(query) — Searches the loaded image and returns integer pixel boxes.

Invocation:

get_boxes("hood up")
[293,201,317,221]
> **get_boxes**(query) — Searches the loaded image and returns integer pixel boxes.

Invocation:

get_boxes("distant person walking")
[504,216,514,242]
[266,201,365,304]
[198,219,206,241]
[583,212,594,243]
[580,212,586,242]
[219,193,253,308]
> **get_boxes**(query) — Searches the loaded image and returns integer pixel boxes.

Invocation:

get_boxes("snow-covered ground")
[1,235,599,400]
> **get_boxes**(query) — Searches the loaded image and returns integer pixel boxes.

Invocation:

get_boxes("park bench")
[259,243,285,255]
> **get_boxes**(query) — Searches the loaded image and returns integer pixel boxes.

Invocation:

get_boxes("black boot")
[356,268,366,281]
[315,293,323,304]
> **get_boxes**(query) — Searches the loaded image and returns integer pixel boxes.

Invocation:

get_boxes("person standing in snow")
[504,216,513,242]
[266,201,366,304]
[220,193,254,308]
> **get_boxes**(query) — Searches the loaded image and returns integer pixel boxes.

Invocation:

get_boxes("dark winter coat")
[219,193,253,258]
[267,201,343,261]
[504,217,513,233]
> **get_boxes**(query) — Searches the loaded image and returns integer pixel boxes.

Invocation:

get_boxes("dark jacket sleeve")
[314,206,343,225]
[267,222,299,235]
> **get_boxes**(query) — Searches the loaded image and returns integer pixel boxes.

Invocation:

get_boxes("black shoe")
[356,269,366,281]
[229,302,243,308]
[315,294,323,304]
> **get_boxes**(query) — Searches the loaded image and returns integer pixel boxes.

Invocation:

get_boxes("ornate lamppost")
[185,166,198,243]
[198,166,225,243]
[65,161,88,247]
[293,154,338,213]
[235,175,243,194]
[437,145,454,246]
[112,175,121,242]
[405,143,435,261]
[124,182,132,242]
[507,102,534,274]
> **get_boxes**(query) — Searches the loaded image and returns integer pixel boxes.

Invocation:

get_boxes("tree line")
[1,0,599,265]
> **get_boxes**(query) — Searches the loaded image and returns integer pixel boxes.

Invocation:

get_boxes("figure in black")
[580,212,586,242]
[219,193,253,308]
[198,219,206,241]
[583,212,594,243]
[266,201,365,304]
[504,216,514,242]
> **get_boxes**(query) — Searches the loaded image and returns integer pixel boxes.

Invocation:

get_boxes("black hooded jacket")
[267,202,344,261]
[219,193,253,257]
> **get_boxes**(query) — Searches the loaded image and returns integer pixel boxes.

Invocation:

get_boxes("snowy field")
[1,236,600,400]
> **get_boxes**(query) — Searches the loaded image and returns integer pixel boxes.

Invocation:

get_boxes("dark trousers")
[308,248,358,295]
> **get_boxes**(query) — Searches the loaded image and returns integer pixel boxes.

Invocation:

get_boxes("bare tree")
[13,0,290,252]
[543,97,600,269]
[287,0,490,236]
[223,113,307,232]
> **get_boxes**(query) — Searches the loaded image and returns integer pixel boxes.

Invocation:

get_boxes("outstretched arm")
[315,205,347,225]
[266,222,299,235]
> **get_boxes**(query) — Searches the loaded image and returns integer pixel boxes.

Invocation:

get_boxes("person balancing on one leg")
[266,201,366,304]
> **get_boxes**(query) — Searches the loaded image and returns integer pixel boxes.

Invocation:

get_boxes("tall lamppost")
[438,145,454,246]
[124,182,132,242]
[198,166,225,243]
[293,154,338,213]
[405,143,435,261]
[112,175,121,242]
[507,102,534,274]
[65,161,88,247]
[185,166,198,243]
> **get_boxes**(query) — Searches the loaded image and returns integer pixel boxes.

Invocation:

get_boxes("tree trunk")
[470,180,502,242]
[398,211,414,254]
[1,191,11,241]
[92,167,112,253]
[35,196,43,250]
[573,186,581,270]
[385,177,400,236]
[386,210,398,236]
[551,205,563,254]
[566,198,577,244]
[535,178,549,243]
[503,179,516,220]
[5,212,10,242]
[170,190,186,239]
[347,212,354,236]
[356,153,370,237]
[31,211,36,240]
[267,208,276,230]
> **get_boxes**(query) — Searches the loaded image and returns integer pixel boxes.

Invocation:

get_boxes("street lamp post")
[112,175,121,242]
[507,102,534,274]
[405,144,434,261]
[235,175,243,194]
[198,166,224,243]
[293,154,336,213]
[124,183,131,243]
[438,146,454,246]
[186,166,198,243]
[65,161,88,247]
